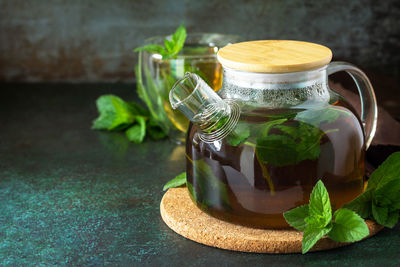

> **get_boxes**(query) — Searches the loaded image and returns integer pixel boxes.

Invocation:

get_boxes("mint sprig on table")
[343,152,400,228]
[163,172,186,191]
[164,152,400,254]
[134,23,187,59]
[283,180,369,254]
[92,24,189,143]
[92,95,166,143]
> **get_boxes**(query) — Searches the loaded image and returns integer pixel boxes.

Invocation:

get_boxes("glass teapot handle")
[327,61,378,149]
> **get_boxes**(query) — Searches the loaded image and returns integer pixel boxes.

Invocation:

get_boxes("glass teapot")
[169,40,377,229]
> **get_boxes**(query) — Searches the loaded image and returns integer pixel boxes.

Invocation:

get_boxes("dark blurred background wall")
[0,0,399,83]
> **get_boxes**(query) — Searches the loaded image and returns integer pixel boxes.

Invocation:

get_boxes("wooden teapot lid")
[217,40,332,73]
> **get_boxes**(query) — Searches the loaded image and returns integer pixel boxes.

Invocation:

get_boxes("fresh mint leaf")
[302,225,332,254]
[134,24,186,60]
[284,180,365,254]
[374,178,400,206]
[126,116,146,143]
[92,95,135,131]
[163,172,186,191]
[283,205,309,231]
[384,211,399,228]
[372,203,389,226]
[128,102,150,117]
[343,190,373,218]
[305,214,329,229]
[328,208,369,242]
[309,180,332,227]
[163,23,187,59]
[367,152,400,191]
[343,152,400,228]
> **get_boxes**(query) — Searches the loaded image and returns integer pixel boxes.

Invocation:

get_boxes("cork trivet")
[160,187,383,254]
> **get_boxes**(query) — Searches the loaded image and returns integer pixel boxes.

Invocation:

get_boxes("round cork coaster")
[160,187,383,254]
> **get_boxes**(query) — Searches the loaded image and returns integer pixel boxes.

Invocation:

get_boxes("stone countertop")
[0,83,399,266]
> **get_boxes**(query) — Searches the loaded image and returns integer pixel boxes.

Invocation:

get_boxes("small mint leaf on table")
[126,116,146,143]
[92,95,136,131]
[163,172,186,191]
[328,208,369,242]
[302,225,332,254]
[283,205,309,231]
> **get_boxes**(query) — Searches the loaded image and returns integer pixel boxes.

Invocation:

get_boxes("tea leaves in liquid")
[186,99,365,228]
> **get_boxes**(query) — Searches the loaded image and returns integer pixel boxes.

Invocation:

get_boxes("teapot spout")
[169,72,230,127]
[169,72,240,142]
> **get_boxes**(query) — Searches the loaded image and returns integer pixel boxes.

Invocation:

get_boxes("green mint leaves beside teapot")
[164,152,400,254]
[163,172,187,191]
[285,151,400,253]
[283,180,369,254]
[92,95,167,143]
[343,152,400,228]
[92,24,189,143]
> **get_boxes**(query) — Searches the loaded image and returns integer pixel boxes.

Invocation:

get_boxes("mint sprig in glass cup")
[135,30,241,143]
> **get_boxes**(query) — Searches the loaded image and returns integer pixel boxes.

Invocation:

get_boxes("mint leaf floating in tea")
[226,123,250,146]
[284,180,369,254]
[344,152,400,228]
[192,159,231,208]
[163,172,187,191]
[255,107,345,167]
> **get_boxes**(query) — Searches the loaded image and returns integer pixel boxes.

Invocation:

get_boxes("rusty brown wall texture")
[0,0,399,82]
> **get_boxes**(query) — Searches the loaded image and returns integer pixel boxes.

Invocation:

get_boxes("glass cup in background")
[135,33,241,143]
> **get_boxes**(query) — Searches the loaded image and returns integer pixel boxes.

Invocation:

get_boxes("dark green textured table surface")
[0,83,399,266]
